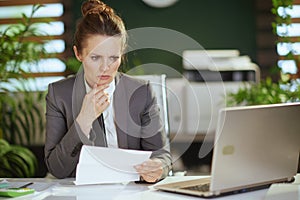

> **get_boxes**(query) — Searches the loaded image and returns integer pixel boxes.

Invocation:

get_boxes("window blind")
[276,0,300,77]
[0,0,73,91]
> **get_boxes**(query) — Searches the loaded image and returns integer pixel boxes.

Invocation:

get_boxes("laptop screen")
[210,103,300,194]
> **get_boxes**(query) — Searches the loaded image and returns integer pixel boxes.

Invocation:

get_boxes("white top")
[84,79,118,148]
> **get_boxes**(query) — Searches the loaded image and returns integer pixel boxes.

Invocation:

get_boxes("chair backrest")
[134,74,170,137]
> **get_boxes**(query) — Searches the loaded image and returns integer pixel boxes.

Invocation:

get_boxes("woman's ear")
[73,45,82,62]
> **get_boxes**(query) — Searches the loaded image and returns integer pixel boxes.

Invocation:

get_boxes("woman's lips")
[98,75,111,80]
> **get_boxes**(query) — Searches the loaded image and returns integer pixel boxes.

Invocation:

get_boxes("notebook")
[155,102,300,197]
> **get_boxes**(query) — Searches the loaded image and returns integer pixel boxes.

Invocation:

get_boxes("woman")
[44,0,171,182]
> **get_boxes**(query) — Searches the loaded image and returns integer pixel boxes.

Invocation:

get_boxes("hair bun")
[81,0,114,17]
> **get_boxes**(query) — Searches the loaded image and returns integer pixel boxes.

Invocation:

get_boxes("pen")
[19,182,33,188]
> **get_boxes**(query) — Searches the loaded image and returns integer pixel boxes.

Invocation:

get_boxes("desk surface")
[1,175,299,200]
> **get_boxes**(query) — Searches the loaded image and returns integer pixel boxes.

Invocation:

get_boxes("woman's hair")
[74,0,127,53]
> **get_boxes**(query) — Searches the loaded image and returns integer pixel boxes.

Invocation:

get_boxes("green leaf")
[0,139,37,177]
[10,146,37,177]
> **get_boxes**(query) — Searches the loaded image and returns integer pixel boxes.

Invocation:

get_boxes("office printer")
[167,50,260,135]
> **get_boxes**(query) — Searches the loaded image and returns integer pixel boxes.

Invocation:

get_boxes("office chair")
[134,74,170,138]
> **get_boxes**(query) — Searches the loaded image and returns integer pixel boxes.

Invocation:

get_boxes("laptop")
[155,102,300,197]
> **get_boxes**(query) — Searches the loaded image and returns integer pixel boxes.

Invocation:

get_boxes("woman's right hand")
[76,82,110,135]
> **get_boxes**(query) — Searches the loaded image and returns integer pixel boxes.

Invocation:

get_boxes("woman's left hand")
[134,158,163,183]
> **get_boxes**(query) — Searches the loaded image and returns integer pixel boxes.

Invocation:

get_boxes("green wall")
[73,0,256,75]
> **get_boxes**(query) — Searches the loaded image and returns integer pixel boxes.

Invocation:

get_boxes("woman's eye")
[110,56,119,62]
[91,55,100,61]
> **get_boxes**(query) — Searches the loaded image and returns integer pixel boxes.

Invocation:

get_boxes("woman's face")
[74,35,123,87]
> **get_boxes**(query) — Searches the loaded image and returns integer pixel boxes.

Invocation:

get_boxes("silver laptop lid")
[210,102,300,194]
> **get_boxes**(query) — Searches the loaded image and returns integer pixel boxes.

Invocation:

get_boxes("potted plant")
[226,77,300,106]
[0,139,37,178]
[0,4,49,177]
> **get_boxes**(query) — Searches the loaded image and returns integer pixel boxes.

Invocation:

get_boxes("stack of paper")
[75,145,152,185]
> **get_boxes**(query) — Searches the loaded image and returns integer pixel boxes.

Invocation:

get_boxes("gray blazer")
[44,69,172,179]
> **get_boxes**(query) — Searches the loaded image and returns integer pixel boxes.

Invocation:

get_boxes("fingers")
[135,160,162,173]
[94,91,110,105]
[94,92,110,117]
[95,95,109,112]
[134,159,163,183]
[78,83,110,128]
[93,83,109,95]
[91,83,110,115]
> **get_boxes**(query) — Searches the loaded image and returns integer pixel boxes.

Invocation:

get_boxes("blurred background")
[0,0,299,177]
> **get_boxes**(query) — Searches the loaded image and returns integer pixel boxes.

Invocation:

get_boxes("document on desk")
[74,145,152,185]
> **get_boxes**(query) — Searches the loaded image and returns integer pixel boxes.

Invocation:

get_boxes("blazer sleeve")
[44,83,91,178]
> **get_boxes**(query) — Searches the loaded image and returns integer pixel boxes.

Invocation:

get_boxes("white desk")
[1,175,299,200]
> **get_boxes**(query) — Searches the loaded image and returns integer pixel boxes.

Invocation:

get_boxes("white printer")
[167,50,260,135]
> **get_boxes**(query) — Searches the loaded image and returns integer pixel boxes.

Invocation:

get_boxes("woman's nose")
[99,58,110,71]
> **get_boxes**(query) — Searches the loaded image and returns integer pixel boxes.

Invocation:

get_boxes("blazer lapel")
[72,68,86,118]
[114,73,128,148]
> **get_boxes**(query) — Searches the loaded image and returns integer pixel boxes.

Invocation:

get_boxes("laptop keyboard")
[181,183,210,192]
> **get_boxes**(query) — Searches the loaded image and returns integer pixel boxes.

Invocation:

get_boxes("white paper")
[74,145,152,185]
